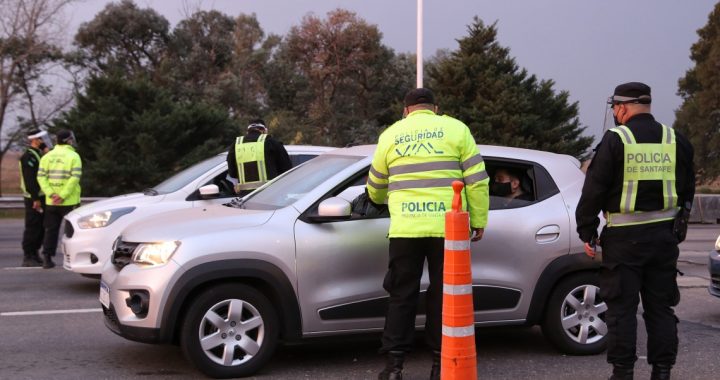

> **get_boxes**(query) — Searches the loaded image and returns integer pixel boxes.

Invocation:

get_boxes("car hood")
[120,205,274,242]
[68,192,164,219]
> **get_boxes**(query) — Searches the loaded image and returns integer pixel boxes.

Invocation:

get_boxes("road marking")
[3,266,45,270]
[1,308,102,317]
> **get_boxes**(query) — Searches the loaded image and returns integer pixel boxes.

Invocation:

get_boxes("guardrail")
[0,196,106,209]
[1,194,719,223]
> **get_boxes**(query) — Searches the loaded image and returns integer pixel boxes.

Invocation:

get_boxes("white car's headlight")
[132,241,180,266]
[715,235,720,251]
[77,207,135,229]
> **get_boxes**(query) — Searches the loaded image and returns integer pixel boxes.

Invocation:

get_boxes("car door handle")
[536,225,560,243]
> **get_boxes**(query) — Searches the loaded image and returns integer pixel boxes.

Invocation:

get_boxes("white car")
[61,145,333,277]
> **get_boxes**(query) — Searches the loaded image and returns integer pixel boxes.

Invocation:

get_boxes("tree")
[52,74,237,196]
[269,9,413,146]
[675,3,720,182]
[0,0,74,196]
[73,0,169,77]
[427,18,592,158]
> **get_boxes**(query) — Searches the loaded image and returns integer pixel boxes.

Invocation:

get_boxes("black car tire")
[180,283,279,378]
[541,272,607,355]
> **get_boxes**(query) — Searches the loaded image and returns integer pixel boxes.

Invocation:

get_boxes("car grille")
[63,220,74,238]
[102,305,121,334]
[711,275,720,292]
[111,240,140,269]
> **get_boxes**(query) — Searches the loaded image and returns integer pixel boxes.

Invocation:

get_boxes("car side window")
[207,171,235,198]
[486,159,539,210]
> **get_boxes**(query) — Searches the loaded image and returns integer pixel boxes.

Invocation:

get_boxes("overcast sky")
[66,0,718,144]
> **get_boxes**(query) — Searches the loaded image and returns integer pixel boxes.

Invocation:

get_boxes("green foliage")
[74,0,169,75]
[675,3,720,183]
[53,75,237,196]
[427,18,592,158]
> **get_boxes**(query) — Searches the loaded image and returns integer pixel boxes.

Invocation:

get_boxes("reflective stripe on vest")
[19,148,41,198]
[235,134,267,190]
[607,124,679,227]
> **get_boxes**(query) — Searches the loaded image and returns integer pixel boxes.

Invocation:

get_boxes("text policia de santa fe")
[625,152,673,174]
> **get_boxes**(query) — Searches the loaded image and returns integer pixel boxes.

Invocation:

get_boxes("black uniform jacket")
[576,113,695,243]
[20,147,43,201]
[226,131,292,181]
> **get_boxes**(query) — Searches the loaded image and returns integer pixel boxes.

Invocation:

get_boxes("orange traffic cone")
[441,180,477,380]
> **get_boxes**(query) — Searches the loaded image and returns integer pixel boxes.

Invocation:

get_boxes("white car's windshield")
[240,155,363,210]
[152,155,225,195]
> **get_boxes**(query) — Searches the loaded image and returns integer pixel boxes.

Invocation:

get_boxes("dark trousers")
[599,223,680,367]
[42,205,75,257]
[22,198,45,257]
[380,237,444,353]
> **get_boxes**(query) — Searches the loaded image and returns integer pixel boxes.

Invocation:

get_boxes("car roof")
[213,145,335,158]
[321,144,580,169]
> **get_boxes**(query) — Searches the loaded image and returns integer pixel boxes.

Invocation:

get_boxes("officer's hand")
[51,194,63,205]
[471,228,484,242]
[32,200,42,211]
[583,240,597,259]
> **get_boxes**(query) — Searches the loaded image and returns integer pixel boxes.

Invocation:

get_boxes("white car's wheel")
[541,272,608,355]
[181,284,278,378]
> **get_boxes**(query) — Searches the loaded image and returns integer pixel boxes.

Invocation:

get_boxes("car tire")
[541,272,607,355]
[180,283,279,378]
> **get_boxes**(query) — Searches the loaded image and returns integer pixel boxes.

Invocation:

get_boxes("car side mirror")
[307,197,352,222]
[198,184,220,199]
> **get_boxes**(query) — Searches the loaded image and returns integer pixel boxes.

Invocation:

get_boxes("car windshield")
[239,155,363,210]
[152,155,225,195]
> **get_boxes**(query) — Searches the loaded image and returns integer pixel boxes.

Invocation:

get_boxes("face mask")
[38,143,47,151]
[491,181,512,197]
[613,114,621,127]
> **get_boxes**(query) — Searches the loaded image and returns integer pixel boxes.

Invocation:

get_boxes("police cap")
[404,88,435,107]
[610,82,651,104]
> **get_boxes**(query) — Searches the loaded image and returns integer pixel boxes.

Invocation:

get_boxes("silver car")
[61,145,332,276]
[101,145,605,378]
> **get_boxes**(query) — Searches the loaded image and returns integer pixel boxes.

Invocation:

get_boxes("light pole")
[417,0,423,88]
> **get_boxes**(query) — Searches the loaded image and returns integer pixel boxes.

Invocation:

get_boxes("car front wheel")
[180,283,278,378]
[541,272,608,355]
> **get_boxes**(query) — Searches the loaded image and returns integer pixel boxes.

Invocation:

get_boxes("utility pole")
[416,0,423,88]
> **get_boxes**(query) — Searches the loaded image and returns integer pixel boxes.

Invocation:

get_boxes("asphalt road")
[1,218,719,379]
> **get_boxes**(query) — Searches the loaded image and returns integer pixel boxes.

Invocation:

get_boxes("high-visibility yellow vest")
[367,109,489,237]
[19,148,41,199]
[235,134,267,190]
[606,124,679,227]
[37,144,82,206]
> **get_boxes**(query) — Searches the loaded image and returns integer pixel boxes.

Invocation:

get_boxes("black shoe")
[42,255,55,269]
[609,364,634,380]
[378,351,404,380]
[651,364,672,380]
[21,258,42,267]
[429,350,440,380]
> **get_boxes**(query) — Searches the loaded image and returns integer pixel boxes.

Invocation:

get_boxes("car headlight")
[715,235,720,251]
[132,241,180,266]
[77,207,135,229]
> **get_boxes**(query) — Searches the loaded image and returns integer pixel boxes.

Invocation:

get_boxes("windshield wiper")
[225,197,247,209]
[142,188,159,196]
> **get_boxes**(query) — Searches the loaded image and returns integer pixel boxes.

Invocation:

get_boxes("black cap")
[56,129,73,143]
[403,88,435,107]
[612,82,651,104]
[247,118,267,130]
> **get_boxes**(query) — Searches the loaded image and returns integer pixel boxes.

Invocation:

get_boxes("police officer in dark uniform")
[226,119,292,196]
[576,82,695,380]
[19,130,49,267]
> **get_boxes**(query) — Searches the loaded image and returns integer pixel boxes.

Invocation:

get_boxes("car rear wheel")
[541,272,608,355]
[180,284,278,378]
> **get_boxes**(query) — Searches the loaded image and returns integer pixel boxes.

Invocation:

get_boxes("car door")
[294,174,391,333]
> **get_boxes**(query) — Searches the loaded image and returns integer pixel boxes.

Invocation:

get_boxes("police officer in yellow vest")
[576,82,695,380]
[367,88,489,380]
[19,130,51,267]
[37,129,82,269]
[226,119,292,196]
